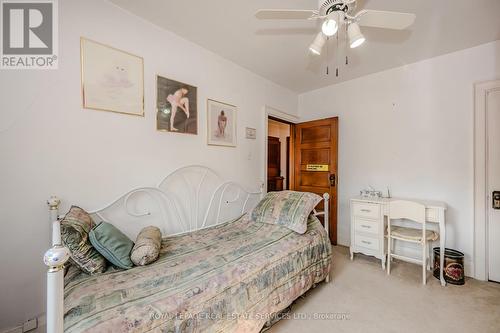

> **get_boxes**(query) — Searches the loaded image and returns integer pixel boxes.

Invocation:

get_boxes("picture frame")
[80,37,144,116]
[156,75,198,135]
[207,99,237,147]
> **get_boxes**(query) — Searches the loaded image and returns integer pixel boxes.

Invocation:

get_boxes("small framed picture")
[207,99,237,147]
[156,75,197,134]
[80,38,144,116]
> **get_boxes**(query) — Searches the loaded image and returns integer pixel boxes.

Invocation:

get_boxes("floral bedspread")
[64,214,332,332]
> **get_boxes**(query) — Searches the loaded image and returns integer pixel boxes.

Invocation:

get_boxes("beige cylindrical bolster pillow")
[130,226,162,266]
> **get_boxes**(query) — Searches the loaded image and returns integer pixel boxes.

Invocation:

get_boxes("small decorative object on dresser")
[359,186,383,198]
[207,99,237,147]
[157,75,197,134]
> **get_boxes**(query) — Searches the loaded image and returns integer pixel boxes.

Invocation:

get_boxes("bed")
[44,166,332,333]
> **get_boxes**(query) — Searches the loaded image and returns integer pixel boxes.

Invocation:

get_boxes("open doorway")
[264,113,339,244]
[267,117,292,192]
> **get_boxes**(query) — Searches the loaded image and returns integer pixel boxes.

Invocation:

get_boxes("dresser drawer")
[352,202,381,219]
[354,217,379,235]
[354,234,379,251]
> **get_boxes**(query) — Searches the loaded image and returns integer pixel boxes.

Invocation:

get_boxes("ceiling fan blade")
[356,10,416,30]
[255,9,318,20]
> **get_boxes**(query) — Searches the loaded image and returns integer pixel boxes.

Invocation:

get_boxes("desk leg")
[439,210,446,286]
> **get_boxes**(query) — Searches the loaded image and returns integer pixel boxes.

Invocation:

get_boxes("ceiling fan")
[256,0,416,56]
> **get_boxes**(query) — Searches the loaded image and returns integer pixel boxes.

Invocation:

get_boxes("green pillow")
[89,222,134,269]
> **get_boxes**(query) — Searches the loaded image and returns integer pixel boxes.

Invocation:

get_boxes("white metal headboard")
[87,165,262,239]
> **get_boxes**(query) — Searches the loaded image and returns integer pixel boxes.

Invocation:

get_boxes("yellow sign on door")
[306,164,329,171]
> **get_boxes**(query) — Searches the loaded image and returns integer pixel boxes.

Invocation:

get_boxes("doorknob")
[329,174,336,187]
[493,191,500,210]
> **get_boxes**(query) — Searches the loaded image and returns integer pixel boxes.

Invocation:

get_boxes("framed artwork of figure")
[156,75,197,134]
[207,99,237,147]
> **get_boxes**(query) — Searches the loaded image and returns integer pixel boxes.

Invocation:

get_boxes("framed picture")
[81,38,144,116]
[156,75,197,134]
[207,99,237,147]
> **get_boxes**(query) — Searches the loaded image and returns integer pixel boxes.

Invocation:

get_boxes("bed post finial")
[44,245,70,271]
[47,196,60,210]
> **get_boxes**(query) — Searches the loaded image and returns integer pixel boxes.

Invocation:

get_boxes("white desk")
[350,196,447,286]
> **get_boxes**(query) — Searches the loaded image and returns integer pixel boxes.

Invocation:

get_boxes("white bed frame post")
[323,193,330,283]
[313,193,331,283]
[323,193,330,238]
[43,196,69,333]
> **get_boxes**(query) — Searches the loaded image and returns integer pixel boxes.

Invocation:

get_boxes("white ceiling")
[110,0,500,93]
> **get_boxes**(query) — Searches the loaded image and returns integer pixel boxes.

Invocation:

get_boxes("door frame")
[474,80,500,281]
[262,106,299,193]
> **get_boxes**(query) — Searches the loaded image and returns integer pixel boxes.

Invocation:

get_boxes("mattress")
[63,214,332,332]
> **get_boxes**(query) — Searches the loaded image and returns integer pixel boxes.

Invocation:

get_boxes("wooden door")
[293,117,338,244]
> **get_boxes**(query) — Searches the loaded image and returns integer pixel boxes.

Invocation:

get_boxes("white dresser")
[350,197,387,269]
[349,196,448,285]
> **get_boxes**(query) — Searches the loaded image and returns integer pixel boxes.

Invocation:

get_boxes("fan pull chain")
[345,23,349,65]
[326,37,329,75]
[336,27,339,77]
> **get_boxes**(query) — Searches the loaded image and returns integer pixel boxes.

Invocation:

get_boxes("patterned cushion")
[130,226,162,266]
[389,226,439,242]
[60,206,107,275]
[250,191,322,234]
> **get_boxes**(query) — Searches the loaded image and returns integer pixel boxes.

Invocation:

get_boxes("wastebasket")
[433,247,465,285]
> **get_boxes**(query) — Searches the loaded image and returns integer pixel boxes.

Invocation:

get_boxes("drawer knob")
[360,209,371,213]
[361,240,371,245]
[361,225,371,229]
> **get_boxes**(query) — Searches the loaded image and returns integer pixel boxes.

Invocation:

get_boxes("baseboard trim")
[0,314,45,333]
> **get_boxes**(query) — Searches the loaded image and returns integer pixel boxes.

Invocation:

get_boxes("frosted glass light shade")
[322,19,338,37]
[348,22,365,48]
[309,32,326,55]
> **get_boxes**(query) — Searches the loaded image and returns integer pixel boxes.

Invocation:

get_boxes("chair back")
[389,200,426,224]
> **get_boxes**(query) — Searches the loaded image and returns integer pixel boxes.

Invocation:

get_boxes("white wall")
[0,0,297,329]
[299,40,500,275]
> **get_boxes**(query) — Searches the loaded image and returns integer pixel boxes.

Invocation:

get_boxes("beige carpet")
[269,246,500,333]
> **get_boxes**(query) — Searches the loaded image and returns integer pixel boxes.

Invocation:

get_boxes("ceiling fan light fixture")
[321,18,338,37]
[348,22,365,48]
[309,32,326,55]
